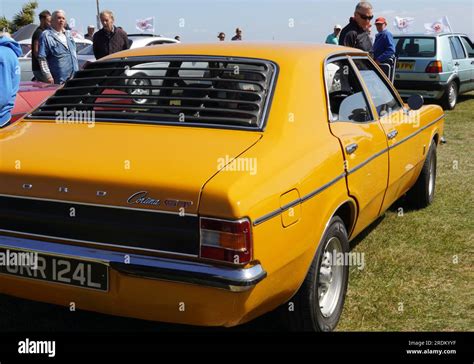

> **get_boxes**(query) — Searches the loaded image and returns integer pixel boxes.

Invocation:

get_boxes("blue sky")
[1,0,473,41]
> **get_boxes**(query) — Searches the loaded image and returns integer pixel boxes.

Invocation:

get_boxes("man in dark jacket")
[339,1,374,54]
[31,10,51,82]
[93,10,129,59]
[0,32,21,127]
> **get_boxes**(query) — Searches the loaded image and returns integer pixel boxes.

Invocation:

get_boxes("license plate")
[397,62,415,71]
[0,247,109,291]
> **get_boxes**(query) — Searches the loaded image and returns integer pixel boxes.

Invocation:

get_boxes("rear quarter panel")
[199,51,354,320]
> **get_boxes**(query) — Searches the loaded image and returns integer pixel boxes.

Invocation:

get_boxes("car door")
[460,36,474,90]
[448,36,471,93]
[325,57,389,237]
[352,57,423,212]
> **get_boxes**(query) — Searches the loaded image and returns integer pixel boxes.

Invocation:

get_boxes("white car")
[77,34,179,69]
[18,38,92,81]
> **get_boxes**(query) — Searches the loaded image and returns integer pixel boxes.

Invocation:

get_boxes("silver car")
[394,33,474,109]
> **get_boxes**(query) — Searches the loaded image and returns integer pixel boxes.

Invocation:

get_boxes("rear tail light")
[200,217,252,265]
[425,60,443,73]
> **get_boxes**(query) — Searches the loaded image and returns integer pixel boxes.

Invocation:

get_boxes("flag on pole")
[393,16,415,33]
[136,17,155,33]
[424,16,453,34]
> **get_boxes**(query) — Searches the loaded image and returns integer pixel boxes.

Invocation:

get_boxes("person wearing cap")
[373,17,395,64]
[84,25,95,41]
[231,28,242,41]
[325,25,342,45]
[217,32,225,41]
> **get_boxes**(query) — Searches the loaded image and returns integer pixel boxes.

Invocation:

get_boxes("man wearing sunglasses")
[339,1,374,55]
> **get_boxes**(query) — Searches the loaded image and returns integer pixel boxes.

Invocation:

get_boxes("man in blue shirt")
[373,17,396,77]
[325,25,342,45]
[38,10,78,84]
[0,32,22,127]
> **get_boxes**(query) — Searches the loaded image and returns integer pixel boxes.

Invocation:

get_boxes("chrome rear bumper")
[0,235,266,292]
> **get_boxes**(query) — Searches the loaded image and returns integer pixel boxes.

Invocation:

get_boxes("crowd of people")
[0,1,395,126]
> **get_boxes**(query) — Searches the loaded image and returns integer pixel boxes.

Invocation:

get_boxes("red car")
[10,81,59,124]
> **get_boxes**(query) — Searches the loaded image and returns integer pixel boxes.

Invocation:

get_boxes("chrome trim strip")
[346,147,388,176]
[253,172,346,226]
[0,229,198,258]
[0,194,197,217]
[0,235,266,292]
[388,114,445,150]
[252,114,444,227]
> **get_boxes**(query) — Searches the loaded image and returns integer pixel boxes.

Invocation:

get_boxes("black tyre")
[441,81,458,110]
[406,140,437,209]
[282,216,350,331]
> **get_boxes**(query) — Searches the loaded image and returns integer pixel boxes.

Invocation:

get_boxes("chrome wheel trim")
[318,236,344,318]
[448,84,457,108]
[129,78,151,104]
[428,154,435,197]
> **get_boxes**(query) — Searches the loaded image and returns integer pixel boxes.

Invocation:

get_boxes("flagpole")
[445,16,454,34]
[96,0,101,30]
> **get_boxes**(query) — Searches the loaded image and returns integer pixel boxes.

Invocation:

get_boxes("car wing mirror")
[405,94,424,113]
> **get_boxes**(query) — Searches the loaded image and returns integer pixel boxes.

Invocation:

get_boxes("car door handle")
[345,143,358,154]
[387,130,398,140]
[454,62,460,66]
[471,61,474,65]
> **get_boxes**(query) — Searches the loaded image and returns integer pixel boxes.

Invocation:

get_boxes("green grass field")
[338,93,474,331]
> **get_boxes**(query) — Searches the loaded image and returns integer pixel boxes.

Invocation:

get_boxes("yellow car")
[0,42,444,331]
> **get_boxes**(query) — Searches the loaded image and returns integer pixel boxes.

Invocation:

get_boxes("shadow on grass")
[349,215,385,251]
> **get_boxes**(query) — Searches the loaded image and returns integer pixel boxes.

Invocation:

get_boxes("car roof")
[128,36,179,48]
[393,32,469,38]
[101,42,365,64]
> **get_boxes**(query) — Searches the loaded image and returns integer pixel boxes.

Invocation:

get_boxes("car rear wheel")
[406,140,437,209]
[442,81,458,110]
[282,216,349,331]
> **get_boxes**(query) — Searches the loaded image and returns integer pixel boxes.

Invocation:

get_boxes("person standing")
[38,10,79,84]
[325,25,342,45]
[31,10,51,83]
[373,17,395,66]
[84,25,95,41]
[92,10,129,59]
[217,32,225,41]
[339,2,373,54]
[0,32,21,127]
[231,28,242,41]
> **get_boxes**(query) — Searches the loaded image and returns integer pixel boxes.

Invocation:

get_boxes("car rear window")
[26,56,277,129]
[395,37,436,57]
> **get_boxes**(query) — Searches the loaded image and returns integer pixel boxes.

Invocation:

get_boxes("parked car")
[18,38,92,82]
[394,33,474,109]
[77,34,179,69]
[10,81,59,124]
[0,43,445,331]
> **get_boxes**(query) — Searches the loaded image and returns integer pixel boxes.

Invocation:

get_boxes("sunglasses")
[357,12,374,21]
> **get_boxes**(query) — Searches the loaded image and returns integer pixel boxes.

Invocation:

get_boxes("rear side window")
[461,37,474,58]
[449,36,467,59]
[26,57,276,129]
[325,59,372,122]
[395,37,436,57]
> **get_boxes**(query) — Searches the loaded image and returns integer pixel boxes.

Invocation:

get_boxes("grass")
[338,92,474,331]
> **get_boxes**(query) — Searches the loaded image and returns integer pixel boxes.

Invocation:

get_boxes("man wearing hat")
[373,16,396,78]
[325,25,342,45]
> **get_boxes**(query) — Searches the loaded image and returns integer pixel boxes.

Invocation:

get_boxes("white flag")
[393,16,415,33]
[424,16,452,34]
[136,17,155,33]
